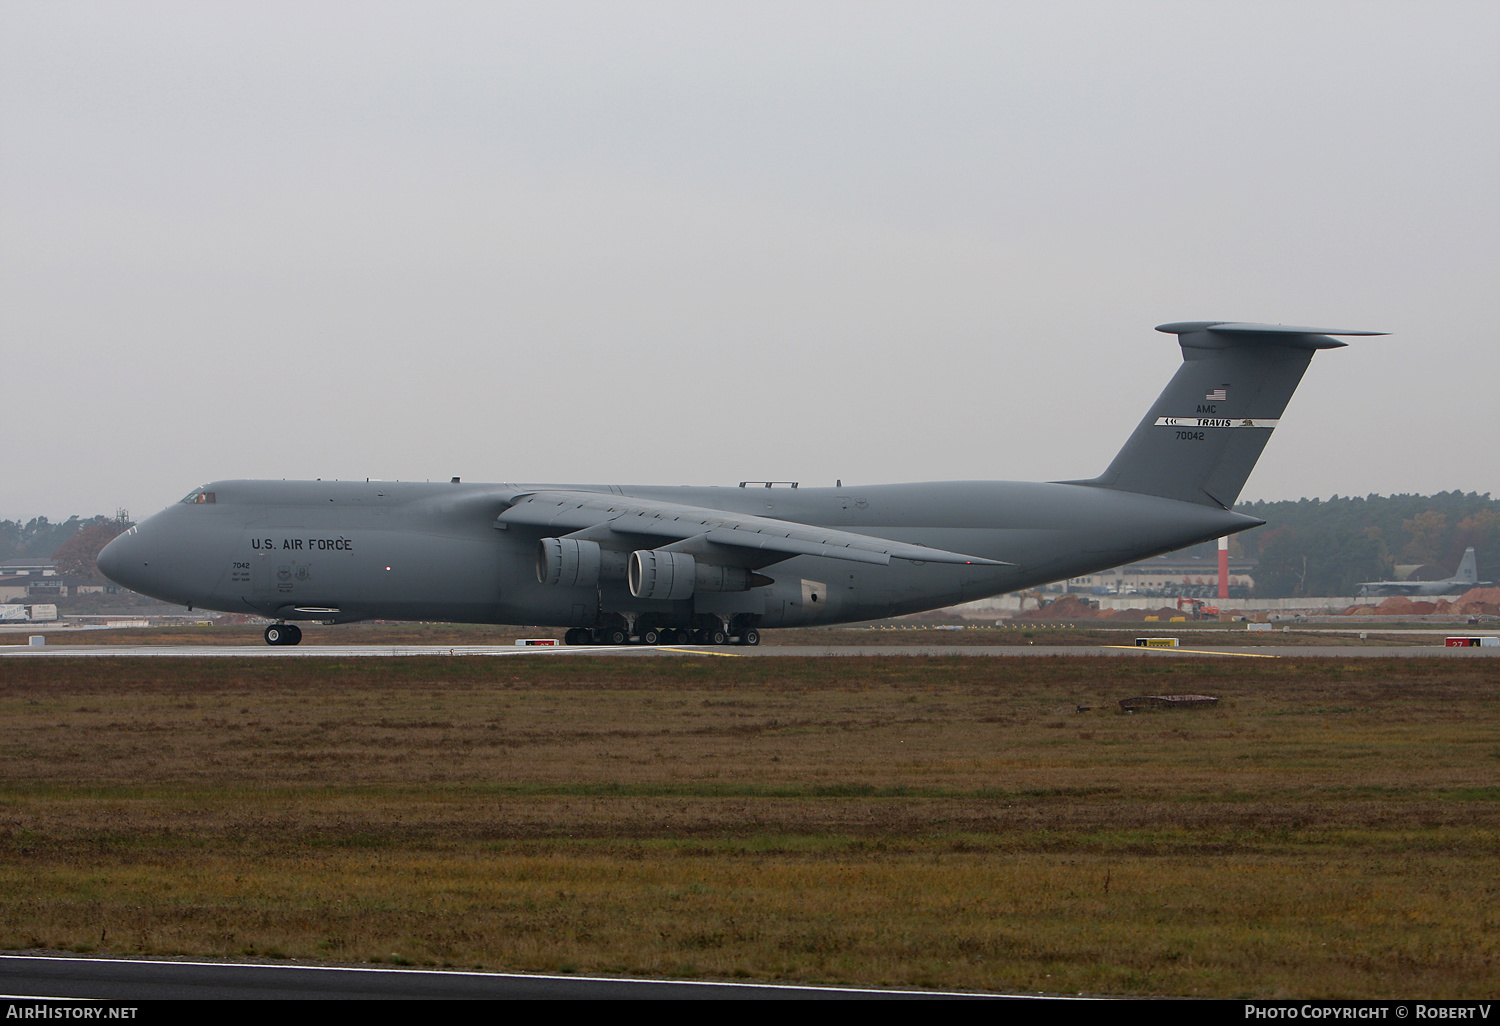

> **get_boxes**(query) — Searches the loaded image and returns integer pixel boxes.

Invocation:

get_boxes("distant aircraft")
[1358,547,1492,598]
[99,321,1381,645]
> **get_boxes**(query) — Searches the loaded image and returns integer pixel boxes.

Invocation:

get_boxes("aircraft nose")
[96,529,141,591]
[95,511,218,608]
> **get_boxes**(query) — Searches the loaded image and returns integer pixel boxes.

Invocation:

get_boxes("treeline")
[0,515,132,579]
[0,516,119,561]
[1210,492,1499,598]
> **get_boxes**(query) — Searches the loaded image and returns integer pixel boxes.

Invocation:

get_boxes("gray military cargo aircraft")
[98,321,1380,646]
[1358,547,1492,598]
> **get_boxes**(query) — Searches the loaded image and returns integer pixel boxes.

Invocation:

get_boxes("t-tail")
[1075,321,1384,509]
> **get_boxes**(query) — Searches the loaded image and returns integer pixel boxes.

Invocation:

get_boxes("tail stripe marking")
[1153,417,1280,429]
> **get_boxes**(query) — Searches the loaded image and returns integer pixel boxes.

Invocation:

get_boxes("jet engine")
[540,539,758,600]
[628,549,752,601]
[535,538,627,587]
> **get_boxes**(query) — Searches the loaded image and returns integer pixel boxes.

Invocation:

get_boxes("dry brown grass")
[1,655,1497,996]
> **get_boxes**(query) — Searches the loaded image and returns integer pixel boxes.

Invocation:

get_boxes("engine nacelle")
[628,549,696,601]
[628,549,751,601]
[536,538,628,587]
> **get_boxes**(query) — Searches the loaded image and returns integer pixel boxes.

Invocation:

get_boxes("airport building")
[1048,553,1256,598]
[0,560,108,601]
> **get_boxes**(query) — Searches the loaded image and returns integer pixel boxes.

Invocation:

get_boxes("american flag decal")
[1205,386,1228,401]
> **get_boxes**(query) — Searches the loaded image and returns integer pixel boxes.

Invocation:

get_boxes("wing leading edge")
[496,490,1006,568]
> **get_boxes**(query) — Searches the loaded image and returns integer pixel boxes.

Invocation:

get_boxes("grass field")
[1,654,1497,996]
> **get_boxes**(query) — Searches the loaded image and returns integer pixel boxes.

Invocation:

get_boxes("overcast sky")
[3,1,1496,522]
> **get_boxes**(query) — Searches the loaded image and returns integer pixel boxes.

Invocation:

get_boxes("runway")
[2,641,1497,658]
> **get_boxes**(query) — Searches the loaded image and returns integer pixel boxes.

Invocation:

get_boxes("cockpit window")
[180,488,216,505]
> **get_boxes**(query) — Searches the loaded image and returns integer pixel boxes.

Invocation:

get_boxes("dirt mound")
[1092,606,1182,621]
[1016,594,1101,619]
[1458,587,1500,605]
[1344,595,1498,617]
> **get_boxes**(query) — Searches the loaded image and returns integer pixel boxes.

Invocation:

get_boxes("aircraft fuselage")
[102,477,1259,628]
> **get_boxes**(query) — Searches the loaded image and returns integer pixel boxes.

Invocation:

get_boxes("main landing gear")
[264,624,302,646]
[562,626,760,647]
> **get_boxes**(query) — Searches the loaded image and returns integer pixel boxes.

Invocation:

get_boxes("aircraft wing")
[496,490,1006,568]
[1359,581,1419,595]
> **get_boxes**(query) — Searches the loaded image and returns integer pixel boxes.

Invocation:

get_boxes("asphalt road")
[0,954,1011,1000]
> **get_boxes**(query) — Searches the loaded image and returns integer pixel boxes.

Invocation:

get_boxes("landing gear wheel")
[564,628,588,646]
[707,628,728,646]
[739,628,761,646]
[605,628,629,646]
[640,628,661,646]
[264,624,302,646]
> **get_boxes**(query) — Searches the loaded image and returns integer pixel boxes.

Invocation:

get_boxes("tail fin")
[1077,322,1383,508]
[1455,547,1478,584]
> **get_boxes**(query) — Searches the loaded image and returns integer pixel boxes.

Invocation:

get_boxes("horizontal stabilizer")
[1157,321,1387,344]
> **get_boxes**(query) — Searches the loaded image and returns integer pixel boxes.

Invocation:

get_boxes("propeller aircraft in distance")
[1358,547,1491,598]
[99,320,1381,645]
